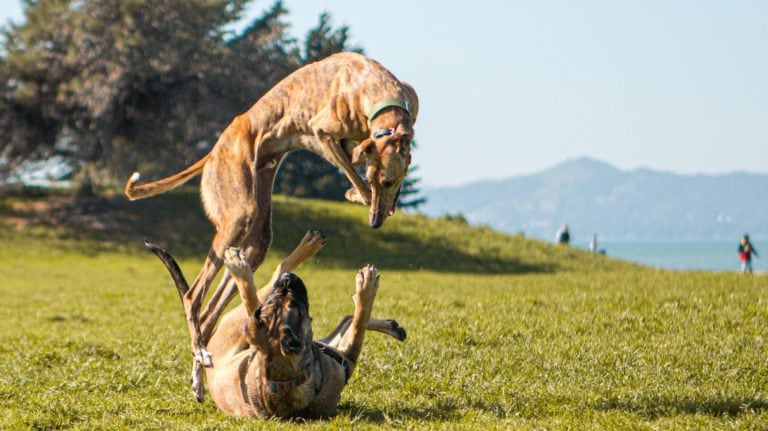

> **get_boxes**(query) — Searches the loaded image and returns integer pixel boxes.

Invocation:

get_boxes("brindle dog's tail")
[124,153,210,200]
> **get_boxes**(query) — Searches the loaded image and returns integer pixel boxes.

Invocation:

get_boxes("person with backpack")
[738,234,759,274]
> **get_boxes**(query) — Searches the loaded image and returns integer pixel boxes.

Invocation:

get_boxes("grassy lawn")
[1,194,766,429]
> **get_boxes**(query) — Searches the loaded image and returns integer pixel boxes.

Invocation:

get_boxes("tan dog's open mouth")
[279,327,304,355]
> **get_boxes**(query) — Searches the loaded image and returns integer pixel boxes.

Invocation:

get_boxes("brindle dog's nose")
[370,214,384,228]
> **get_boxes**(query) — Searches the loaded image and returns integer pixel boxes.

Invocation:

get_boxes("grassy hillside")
[1,192,766,430]
[0,189,631,274]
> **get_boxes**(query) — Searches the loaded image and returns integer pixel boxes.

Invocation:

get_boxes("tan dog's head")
[353,108,414,228]
[243,273,312,357]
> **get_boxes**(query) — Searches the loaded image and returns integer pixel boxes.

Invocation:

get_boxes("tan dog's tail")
[124,154,210,200]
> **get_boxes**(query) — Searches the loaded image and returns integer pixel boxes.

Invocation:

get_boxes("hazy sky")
[2,1,766,186]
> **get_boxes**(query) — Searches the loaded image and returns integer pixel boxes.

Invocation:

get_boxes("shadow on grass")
[1,191,558,274]
[338,400,460,423]
[596,395,768,419]
[269,200,556,274]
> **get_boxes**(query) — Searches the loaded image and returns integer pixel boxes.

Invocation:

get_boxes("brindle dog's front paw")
[224,247,250,278]
[345,187,370,205]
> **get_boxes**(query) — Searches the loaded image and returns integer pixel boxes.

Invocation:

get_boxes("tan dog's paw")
[298,230,327,255]
[354,264,380,304]
[384,319,407,342]
[224,247,251,278]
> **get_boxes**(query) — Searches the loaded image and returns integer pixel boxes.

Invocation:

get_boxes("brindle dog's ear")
[352,139,375,164]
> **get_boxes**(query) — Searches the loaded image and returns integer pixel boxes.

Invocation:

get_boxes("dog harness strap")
[261,352,317,393]
[314,342,352,383]
[367,98,412,127]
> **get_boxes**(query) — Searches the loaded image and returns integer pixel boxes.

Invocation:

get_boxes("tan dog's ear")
[352,139,375,164]
[242,306,269,350]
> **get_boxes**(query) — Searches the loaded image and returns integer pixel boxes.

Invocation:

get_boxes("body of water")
[575,239,765,272]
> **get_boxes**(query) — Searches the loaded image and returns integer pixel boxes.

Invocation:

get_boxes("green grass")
[1,193,767,429]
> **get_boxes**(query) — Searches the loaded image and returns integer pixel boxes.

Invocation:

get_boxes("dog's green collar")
[367,98,412,127]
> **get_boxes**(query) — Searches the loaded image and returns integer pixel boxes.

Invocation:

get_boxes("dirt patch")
[3,195,123,232]
[0,189,214,255]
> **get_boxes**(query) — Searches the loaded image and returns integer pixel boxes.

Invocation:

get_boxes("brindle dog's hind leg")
[183,199,257,402]
[200,270,231,324]
[143,241,212,402]
[200,162,282,341]
[180,130,263,402]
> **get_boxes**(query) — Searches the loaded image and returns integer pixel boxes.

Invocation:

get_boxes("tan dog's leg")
[223,248,260,316]
[331,265,379,367]
[319,316,406,346]
[216,230,327,323]
[256,230,326,303]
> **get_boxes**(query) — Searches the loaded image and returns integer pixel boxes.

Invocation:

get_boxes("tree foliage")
[397,145,427,210]
[0,0,295,188]
[0,0,424,207]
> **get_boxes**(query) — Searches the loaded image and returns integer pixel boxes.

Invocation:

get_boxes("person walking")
[556,224,571,245]
[738,234,758,274]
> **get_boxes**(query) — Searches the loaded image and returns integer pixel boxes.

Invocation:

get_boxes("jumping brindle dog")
[125,53,418,401]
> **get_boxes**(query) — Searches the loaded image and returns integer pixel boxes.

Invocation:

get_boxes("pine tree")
[0,0,293,191]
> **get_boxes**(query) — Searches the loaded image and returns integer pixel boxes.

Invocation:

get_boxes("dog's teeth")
[129,172,140,183]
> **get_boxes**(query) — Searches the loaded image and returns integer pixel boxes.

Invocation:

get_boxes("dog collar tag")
[372,128,396,139]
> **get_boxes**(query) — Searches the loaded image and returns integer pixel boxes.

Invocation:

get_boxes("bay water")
[575,239,766,272]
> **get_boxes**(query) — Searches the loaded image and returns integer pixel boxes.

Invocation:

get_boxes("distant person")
[589,233,598,253]
[556,224,571,245]
[738,234,758,274]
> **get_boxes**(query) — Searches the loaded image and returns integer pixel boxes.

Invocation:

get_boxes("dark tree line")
[0,0,424,208]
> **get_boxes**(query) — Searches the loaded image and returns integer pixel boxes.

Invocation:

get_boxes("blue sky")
[2,1,767,186]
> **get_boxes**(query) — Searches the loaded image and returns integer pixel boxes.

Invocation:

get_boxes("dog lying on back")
[124,53,418,401]
[147,231,406,418]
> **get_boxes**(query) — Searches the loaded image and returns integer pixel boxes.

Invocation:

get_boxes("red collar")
[260,352,317,393]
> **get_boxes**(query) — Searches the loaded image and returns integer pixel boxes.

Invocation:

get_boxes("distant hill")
[422,157,768,241]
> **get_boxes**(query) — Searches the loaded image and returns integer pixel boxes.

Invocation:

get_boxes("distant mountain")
[422,157,768,241]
